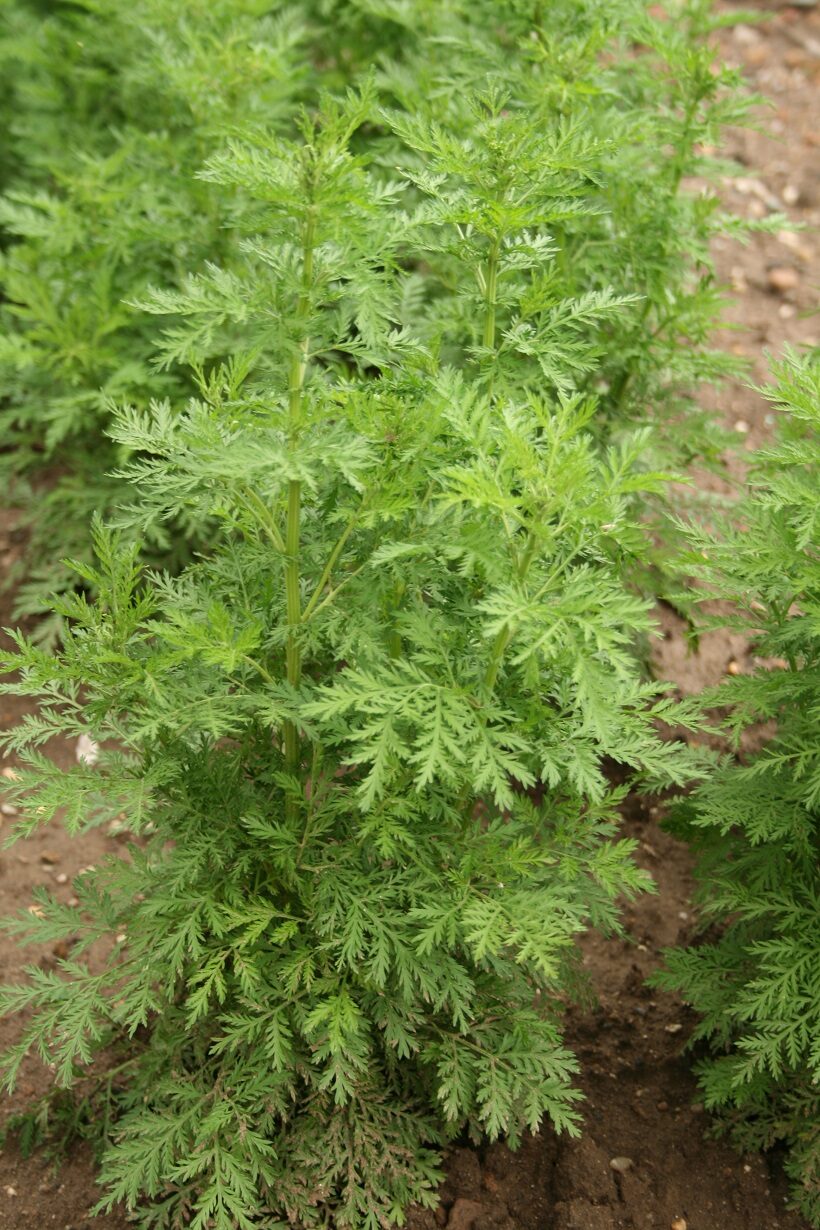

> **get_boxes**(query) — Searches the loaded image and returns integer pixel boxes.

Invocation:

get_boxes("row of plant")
[0,1,816,1227]
[655,355,820,1227]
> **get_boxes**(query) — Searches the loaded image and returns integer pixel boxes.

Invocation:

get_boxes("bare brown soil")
[1,5,818,1227]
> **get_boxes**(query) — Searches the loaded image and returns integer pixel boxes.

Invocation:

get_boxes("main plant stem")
[483,239,500,352]
[481,233,513,692]
[283,205,316,784]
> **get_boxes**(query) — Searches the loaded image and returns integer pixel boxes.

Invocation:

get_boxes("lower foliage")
[654,352,820,1226]
[0,533,686,1229]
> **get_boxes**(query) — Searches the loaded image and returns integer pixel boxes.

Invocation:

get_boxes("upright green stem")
[669,79,702,194]
[483,239,500,352]
[283,203,316,783]
[480,234,507,690]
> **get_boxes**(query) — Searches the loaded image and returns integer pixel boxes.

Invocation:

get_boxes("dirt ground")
[0,4,818,1228]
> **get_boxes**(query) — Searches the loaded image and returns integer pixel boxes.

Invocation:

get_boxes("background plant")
[653,350,820,1227]
[0,0,310,631]
[378,0,761,453]
[0,0,774,629]
[0,89,707,1228]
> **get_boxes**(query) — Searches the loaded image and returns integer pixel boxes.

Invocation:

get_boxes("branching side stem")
[283,200,316,785]
[483,238,500,352]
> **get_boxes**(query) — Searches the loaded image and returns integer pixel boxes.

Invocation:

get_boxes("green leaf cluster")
[0,74,710,1226]
[653,351,820,1227]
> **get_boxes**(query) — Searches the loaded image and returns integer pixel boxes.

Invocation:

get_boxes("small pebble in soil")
[3,1186,17,1197]
[779,303,797,319]
[730,265,748,291]
[671,1219,687,1230]
[782,184,801,206]
[733,23,760,44]
[67,896,80,907]
[55,872,69,884]
[0,802,17,816]
[1,767,19,780]
[665,1023,683,1034]
[734,419,749,433]
[609,1156,634,1173]
[76,733,100,765]
[767,265,800,293]
[745,43,768,68]
[446,1198,486,1230]
[726,660,741,675]
[777,230,813,261]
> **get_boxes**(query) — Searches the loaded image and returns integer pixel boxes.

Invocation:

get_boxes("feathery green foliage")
[653,351,820,1227]
[0,0,310,632]
[0,85,708,1227]
[0,0,772,628]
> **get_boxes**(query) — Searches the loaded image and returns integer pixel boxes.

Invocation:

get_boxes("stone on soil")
[767,265,800,293]
[446,1199,487,1230]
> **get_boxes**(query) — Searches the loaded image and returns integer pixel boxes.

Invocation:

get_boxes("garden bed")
[0,4,818,1228]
